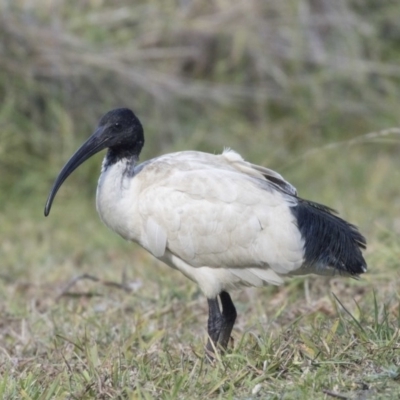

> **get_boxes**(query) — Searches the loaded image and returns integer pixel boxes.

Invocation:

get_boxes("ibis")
[45,108,367,353]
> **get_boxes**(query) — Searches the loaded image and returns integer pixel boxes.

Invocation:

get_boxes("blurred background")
[0,0,400,396]
[0,0,400,386]
[1,0,400,318]
[2,0,399,190]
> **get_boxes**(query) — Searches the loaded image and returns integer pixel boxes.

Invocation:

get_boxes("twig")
[282,127,400,170]
[56,273,132,300]
[322,389,350,399]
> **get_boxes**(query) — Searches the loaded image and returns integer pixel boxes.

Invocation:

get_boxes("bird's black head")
[99,108,144,167]
[44,108,144,216]
[99,108,144,152]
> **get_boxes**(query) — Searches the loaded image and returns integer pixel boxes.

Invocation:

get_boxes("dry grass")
[1,137,400,399]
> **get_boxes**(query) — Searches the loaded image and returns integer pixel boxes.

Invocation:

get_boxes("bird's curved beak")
[44,126,108,216]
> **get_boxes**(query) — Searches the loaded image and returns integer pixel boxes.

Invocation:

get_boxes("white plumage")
[45,108,367,354]
[96,149,303,298]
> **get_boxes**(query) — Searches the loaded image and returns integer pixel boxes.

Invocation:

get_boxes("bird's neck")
[102,141,143,173]
[96,155,142,242]
[102,153,138,179]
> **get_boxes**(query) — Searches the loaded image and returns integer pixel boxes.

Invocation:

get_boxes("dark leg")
[206,291,237,353]
[206,297,222,352]
[218,291,237,349]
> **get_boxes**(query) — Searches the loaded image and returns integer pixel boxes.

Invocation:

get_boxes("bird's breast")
[96,160,142,243]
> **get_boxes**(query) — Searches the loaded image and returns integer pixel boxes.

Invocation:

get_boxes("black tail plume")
[292,199,367,276]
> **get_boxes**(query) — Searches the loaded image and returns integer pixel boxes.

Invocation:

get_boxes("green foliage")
[1,0,400,190]
[0,0,400,398]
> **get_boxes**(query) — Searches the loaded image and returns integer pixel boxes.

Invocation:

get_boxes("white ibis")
[45,108,367,353]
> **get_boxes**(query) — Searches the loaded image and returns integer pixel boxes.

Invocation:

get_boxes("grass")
[1,0,400,398]
[1,139,400,399]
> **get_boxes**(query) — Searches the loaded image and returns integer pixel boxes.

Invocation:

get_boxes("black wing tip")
[292,200,367,276]
[335,258,367,276]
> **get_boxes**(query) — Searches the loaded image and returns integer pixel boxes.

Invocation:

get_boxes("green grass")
[1,140,400,399]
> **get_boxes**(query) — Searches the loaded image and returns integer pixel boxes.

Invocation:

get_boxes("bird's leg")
[206,297,222,353]
[206,291,237,354]
[218,291,237,349]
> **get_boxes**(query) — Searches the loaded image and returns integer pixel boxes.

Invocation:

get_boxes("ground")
[1,144,399,399]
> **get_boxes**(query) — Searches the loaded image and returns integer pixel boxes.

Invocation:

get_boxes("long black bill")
[44,126,108,216]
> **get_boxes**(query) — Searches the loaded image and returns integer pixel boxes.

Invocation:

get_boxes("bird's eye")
[114,122,121,129]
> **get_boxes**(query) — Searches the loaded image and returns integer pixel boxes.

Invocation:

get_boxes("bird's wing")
[220,149,298,196]
[137,155,304,276]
